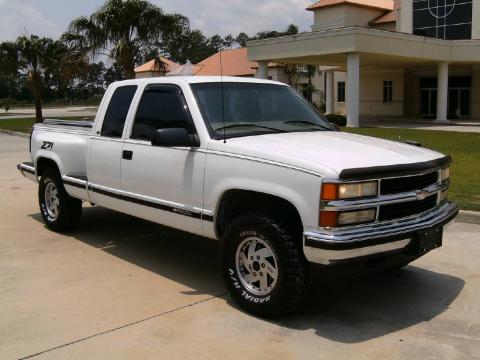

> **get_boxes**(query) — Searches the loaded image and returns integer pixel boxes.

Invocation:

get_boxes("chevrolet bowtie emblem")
[416,190,430,200]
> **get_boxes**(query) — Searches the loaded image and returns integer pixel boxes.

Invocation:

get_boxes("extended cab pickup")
[18,77,458,317]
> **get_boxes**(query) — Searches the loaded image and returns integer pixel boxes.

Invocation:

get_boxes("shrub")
[0,98,12,114]
[324,113,347,127]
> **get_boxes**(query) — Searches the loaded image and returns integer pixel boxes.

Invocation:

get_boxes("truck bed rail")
[43,119,94,129]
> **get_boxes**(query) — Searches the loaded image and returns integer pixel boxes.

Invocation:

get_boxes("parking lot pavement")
[1,133,479,360]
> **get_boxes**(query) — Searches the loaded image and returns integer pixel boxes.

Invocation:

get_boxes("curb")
[0,129,30,138]
[457,210,480,225]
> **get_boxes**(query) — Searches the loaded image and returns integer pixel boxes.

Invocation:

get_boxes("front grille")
[378,195,437,221]
[380,172,439,195]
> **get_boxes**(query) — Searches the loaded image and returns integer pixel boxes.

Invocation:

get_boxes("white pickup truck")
[18,76,458,317]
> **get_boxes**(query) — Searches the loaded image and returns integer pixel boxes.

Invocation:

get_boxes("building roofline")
[307,0,394,12]
[370,10,397,25]
[247,26,480,64]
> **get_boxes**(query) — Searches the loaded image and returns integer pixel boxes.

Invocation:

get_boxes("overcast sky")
[0,0,315,42]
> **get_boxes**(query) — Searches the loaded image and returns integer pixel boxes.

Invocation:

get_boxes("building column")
[435,62,449,123]
[346,53,360,127]
[326,70,334,114]
[256,61,268,79]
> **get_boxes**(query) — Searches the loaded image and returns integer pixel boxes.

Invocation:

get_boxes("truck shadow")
[30,206,465,344]
[274,266,464,343]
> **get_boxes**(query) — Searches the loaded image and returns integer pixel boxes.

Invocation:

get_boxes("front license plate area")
[409,227,443,255]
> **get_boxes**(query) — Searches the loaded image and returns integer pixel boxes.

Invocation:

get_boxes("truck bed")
[30,119,93,201]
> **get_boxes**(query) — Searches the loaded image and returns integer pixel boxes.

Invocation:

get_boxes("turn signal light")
[321,183,339,200]
[319,211,338,227]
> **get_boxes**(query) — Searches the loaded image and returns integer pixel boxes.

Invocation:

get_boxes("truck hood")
[208,131,445,178]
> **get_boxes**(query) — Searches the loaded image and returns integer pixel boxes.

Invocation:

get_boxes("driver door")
[120,84,206,235]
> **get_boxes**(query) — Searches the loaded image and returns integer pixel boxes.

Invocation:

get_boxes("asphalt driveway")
[1,134,479,359]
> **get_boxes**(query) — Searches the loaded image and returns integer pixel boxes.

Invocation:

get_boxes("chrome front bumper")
[304,202,458,265]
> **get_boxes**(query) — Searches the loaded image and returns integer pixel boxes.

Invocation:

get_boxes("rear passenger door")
[88,85,138,208]
[120,84,206,235]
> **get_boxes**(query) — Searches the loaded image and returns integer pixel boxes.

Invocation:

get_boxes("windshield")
[190,82,334,139]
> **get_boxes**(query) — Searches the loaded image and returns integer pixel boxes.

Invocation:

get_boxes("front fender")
[203,153,323,238]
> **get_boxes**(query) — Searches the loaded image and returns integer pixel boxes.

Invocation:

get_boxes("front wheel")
[38,168,82,232]
[221,213,308,318]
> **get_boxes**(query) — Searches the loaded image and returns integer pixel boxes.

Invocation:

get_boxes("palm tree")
[63,0,187,79]
[303,65,318,102]
[281,63,299,86]
[8,36,65,123]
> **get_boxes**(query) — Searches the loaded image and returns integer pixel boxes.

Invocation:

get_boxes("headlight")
[441,167,450,182]
[321,181,378,200]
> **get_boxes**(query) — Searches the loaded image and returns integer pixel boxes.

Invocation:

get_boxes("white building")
[248,0,480,126]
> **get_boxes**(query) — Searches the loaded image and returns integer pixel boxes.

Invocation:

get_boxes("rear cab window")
[100,85,138,138]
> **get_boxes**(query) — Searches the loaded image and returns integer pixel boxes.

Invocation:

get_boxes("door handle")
[122,150,133,160]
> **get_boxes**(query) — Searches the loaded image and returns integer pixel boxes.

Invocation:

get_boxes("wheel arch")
[215,189,304,240]
[36,156,62,179]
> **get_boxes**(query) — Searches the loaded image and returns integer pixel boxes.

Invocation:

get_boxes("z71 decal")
[41,141,54,150]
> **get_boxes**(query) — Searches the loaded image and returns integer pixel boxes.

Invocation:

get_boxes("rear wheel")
[221,213,308,318]
[38,168,82,231]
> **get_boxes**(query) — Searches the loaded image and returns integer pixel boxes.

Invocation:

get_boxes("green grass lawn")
[0,116,93,134]
[344,127,480,211]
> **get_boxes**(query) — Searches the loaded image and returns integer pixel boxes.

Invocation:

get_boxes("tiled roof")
[194,47,257,77]
[134,57,180,73]
[167,62,204,76]
[307,0,394,11]
[370,10,397,24]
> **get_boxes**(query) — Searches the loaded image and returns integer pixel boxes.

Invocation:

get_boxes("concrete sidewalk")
[1,134,479,359]
[0,106,97,120]
[361,117,480,133]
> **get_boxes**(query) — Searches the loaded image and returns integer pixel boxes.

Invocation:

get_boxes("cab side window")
[101,85,137,138]
[131,85,191,141]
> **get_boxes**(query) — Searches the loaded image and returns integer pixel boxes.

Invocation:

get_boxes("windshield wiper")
[284,120,331,131]
[215,123,286,133]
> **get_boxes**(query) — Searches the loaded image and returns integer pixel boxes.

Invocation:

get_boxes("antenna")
[219,50,226,144]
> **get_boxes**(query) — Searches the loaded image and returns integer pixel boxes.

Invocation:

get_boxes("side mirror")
[329,122,341,131]
[151,128,200,148]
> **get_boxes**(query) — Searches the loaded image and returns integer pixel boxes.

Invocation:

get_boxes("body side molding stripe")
[87,183,214,222]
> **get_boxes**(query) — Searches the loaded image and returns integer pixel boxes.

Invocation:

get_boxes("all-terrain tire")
[221,212,308,318]
[38,168,82,232]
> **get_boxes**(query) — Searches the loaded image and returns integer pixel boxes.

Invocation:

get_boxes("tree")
[236,32,250,47]
[162,29,221,64]
[1,36,66,122]
[63,0,187,79]
[1,100,10,114]
[0,42,19,99]
[303,65,317,101]
[234,24,299,47]
[285,24,299,35]
[282,63,299,86]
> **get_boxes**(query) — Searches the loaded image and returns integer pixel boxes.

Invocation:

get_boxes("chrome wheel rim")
[44,182,59,219]
[235,236,278,296]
